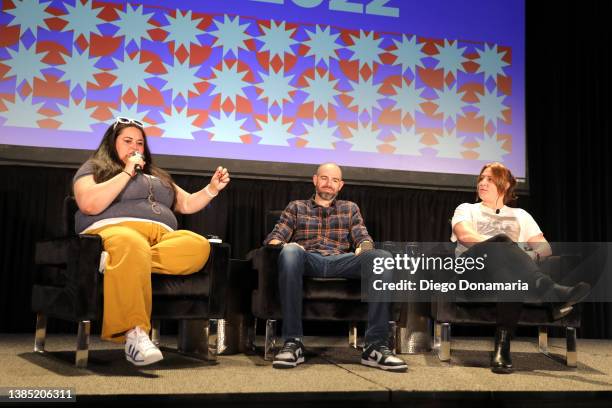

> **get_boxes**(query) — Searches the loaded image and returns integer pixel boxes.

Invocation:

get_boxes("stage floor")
[1,334,612,406]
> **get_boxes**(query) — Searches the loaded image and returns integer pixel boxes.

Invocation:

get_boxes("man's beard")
[317,191,336,201]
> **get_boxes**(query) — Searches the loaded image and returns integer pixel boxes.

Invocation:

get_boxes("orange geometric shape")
[315,105,328,121]
[38,41,70,64]
[244,38,256,51]
[378,144,394,154]
[463,60,479,74]
[194,81,209,95]
[417,128,442,145]
[378,74,402,95]
[122,89,137,105]
[458,83,484,103]
[402,113,415,128]
[295,138,308,148]
[138,86,164,106]
[420,101,441,118]
[337,94,354,110]
[457,111,485,133]
[33,75,69,99]
[499,46,512,64]
[0,25,19,47]
[39,107,59,117]
[93,72,115,89]
[418,66,444,89]
[140,51,164,74]
[340,29,358,46]
[422,39,443,56]
[149,28,168,42]
[37,118,60,129]
[360,64,372,81]
[339,60,359,82]
[75,34,88,52]
[175,45,189,63]
[498,133,512,151]
[270,54,283,73]
[284,53,297,72]
[445,71,455,87]
[378,106,401,126]
[96,2,118,21]
[235,95,252,114]
[498,74,512,96]
[462,150,479,160]
[297,101,314,118]
[20,82,32,97]
[190,44,212,66]
[502,107,512,125]
[45,17,67,31]
[146,126,162,137]
[256,51,270,71]
[221,97,235,113]
[380,52,395,65]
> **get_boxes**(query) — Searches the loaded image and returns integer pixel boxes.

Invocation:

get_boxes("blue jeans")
[277,244,393,346]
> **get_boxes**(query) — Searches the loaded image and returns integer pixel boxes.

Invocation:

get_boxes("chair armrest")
[538,255,581,284]
[246,246,282,316]
[33,234,103,320]
[205,242,231,318]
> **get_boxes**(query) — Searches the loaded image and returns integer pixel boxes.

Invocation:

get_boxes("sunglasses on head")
[113,116,144,130]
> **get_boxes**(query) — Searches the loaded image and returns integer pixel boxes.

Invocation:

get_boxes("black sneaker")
[361,344,407,372]
[273,339,305,369]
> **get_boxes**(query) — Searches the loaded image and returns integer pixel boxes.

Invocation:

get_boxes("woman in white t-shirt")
[451,162,589,374]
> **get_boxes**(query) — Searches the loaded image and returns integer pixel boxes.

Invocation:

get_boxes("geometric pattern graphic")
[0,0,515,164]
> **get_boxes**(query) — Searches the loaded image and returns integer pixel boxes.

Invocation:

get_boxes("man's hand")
[355,240,373,256]
[268,239,283,246]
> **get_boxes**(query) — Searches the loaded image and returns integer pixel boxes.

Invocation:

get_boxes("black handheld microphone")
[131,151,144,173]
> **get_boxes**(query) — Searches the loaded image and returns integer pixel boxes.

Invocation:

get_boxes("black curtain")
[1,0,611,338]
[525,0,612,338]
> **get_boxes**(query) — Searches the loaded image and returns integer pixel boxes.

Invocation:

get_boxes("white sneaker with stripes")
[125,326,163,366]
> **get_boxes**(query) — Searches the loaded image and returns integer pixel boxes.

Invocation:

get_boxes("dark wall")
[525,0,612,338]
[1,0,611,337]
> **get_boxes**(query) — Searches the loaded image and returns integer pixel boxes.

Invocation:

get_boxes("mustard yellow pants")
[84,222,210,342]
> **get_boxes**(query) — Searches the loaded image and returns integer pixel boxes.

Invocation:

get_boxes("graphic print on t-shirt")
[476,212,520,241]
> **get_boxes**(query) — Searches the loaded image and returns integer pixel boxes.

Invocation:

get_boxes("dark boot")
[491,327,513,374]
[550,282,591,320]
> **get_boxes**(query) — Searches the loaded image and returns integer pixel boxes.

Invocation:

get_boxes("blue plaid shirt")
[264,197,373,256]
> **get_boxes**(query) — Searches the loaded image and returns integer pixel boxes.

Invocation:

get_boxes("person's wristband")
[122,170,132,178]
[204,184,218,198]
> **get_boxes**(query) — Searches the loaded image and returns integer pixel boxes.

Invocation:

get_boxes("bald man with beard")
[265,163,407,372]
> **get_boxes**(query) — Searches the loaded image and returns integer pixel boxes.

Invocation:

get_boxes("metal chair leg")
[177,319,218,361]
[566,327,577,367]
[34,313,47,353]
[433,321,442,351]
[151,320,161,347]
[75,320,90,368]
[348,321,358,348]
[438,322,451,362]
[264,319,277,361]
[202,319,218,361]
[244,315,256,352]
[538,326,548,354]
[388,321,397,353]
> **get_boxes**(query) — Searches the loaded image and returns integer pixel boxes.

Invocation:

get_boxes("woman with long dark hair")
[73,117,230,366]
[451,162,589,374]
